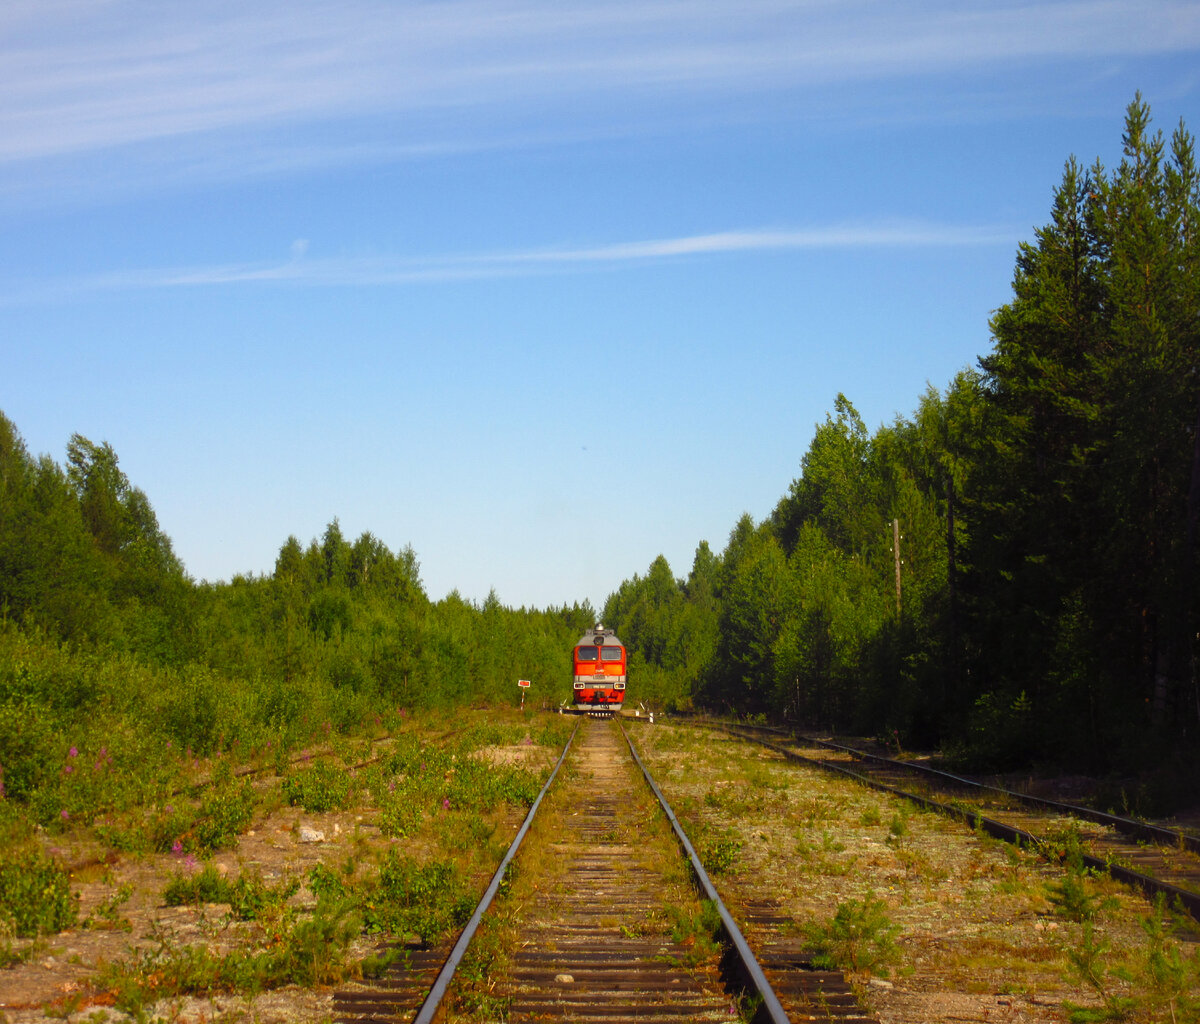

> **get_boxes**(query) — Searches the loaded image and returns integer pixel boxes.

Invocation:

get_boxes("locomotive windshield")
[577,646,599,661]
[601,646,623,661]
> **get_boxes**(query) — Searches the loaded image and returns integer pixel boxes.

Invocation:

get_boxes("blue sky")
[3,1,1199,610]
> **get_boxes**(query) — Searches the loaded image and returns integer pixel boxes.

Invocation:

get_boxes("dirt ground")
[3,721,1199,1023]
[1,804,384,1022]
[636,723,1200,1024]
[0,735,551,1024]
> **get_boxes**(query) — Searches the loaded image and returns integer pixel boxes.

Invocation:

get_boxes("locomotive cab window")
[576,646,599,661]
[601,646,623,662]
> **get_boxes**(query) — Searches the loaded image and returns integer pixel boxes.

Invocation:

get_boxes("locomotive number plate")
[593,673,606,680]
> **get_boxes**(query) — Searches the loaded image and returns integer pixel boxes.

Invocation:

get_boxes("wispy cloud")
[2,221,1016,303]
[3,0,1199,166]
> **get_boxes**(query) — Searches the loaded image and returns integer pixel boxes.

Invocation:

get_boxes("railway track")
[716,721,1200,922]
[333,718,878,1023]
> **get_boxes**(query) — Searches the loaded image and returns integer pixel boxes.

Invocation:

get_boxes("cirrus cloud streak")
[2,221,1016,303]
[3,0,1199,165]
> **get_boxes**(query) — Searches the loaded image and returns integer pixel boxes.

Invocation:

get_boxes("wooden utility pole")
[892,518,902,615]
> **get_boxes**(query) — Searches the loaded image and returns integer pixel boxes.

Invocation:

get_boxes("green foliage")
[804,896,901,975]
[2,97,1199,834]
[955,689,1037,771]
[665,899,723,966]
[1042,822,1119,924]
[85,882,133,931]
[163,862,230,906]
[364,853,475,942]
[102,896,364,1011]
[973,94,1200,765]
[701,832,743,874]
[282,760,354,812]
[1061,920,1134,1022]
[191,771,258,853]
[163,865,299,921]
[0,410,592,839]
[0,849,78,937]
[603,97,1200,779]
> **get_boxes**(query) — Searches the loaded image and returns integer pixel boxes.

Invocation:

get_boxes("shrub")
[192,771,257,852]
[702,832,743,874]
[102,896,363,1011]
[0,700,58,803]
[365,853,475,942]
[282,760,354,812]
[0,850,78,937]
[805,896,900,975]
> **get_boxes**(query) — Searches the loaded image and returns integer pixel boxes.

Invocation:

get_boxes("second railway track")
[718,721,1200,922]
[334,718,877,1023]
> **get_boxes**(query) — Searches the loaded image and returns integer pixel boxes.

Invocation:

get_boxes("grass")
[665,899,724,966]
[637,721,1200,1021]
[98,897,368,1014]
[0,705,571,1020]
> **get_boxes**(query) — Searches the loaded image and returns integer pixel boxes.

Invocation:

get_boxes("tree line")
[2,96,1196,809]
[605,97,1200,792]
[0,416,592,814]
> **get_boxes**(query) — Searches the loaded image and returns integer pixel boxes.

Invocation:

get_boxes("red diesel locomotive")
[571,625,626,715]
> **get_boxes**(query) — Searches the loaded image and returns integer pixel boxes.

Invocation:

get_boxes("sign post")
[518,678,530,708]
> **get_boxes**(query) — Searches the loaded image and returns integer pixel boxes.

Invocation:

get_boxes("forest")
[605,96,1200,796]
[2,96,1199,830]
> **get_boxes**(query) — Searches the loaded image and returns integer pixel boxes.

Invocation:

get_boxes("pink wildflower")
[68,746,78,758]
[442,797,451,810]
[61,809,70,820]
[172,840,183,854]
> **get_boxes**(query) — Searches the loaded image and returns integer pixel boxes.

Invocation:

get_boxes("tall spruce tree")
[975,96,1200,763]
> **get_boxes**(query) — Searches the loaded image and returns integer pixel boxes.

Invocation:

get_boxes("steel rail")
[719,726,1200,922]
[798,733,1200,856]
[410,723,579,1024]
[621,724,792,1024]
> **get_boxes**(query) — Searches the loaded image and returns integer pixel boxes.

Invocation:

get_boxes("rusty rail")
[623,724,792,1024]
[409,723,578,1024]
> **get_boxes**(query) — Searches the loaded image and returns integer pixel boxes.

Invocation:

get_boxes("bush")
[805,896,900,974]
[0,700,58,803]
[701,832,743,874]
[192,771,257,852]
[282,760,354,812]
[365,853,475,942]
[164,864,299,921]
[0,850,78,937]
